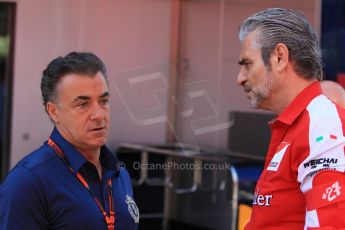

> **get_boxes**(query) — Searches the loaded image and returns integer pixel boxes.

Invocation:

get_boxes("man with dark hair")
[237,8,345,229]
[0,52,139,229]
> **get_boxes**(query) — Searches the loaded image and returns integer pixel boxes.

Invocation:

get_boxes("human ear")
[46,102,59,123]
[271,43,289,72]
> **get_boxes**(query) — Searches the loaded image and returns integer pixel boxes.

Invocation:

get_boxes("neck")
[261,72,316,115]
[78,148,101,165]
[55,126,103,179]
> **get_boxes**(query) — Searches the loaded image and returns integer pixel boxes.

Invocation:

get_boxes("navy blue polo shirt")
[0,128,139,230]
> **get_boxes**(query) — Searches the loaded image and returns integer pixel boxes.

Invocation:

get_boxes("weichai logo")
[303,158,338,169]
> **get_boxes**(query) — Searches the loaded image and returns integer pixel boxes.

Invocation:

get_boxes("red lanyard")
[48,138,115,230]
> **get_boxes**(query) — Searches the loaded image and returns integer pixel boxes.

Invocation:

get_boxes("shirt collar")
[48,127,120,174]
[277,81,322,125]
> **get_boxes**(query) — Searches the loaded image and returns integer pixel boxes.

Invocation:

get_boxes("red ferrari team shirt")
[245,81,345,230]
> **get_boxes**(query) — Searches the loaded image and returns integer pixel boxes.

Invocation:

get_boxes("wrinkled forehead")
[56,72,108,99]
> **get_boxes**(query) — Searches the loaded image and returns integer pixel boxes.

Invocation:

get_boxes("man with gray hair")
[237,8,345,229]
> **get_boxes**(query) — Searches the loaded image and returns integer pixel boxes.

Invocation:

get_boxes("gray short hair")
[239,8,322,80]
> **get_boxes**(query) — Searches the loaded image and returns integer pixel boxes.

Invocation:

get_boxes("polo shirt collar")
[48,127,120,174]
[100,145,119,173]
[277,81,322,125]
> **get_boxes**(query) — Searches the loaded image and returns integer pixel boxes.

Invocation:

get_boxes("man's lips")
[89,127,105,132]
[243,86,251,99]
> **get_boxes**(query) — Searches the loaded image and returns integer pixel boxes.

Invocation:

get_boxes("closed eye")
[100,98,109,105]
[77,101,89,109]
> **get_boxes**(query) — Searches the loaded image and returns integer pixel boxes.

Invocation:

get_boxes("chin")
[90,138,107,147]
[250,100,260,109]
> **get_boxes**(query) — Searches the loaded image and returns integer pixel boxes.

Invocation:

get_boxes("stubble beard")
[247,72,274,108]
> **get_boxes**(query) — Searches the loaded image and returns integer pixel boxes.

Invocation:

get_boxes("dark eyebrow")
[238,58,251,65]
[73,92,109,103]
[73,96,90,102]
[100,92,109,98]
[238,59,246,65]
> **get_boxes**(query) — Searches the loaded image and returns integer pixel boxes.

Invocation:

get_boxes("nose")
[237,68,247,86]
[90,103,106,120]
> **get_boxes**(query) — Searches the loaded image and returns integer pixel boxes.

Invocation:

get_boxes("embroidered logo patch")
[126,195,140,223]
[305,179,345,211]
[322,181,342,202]
[267,142,290,171]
